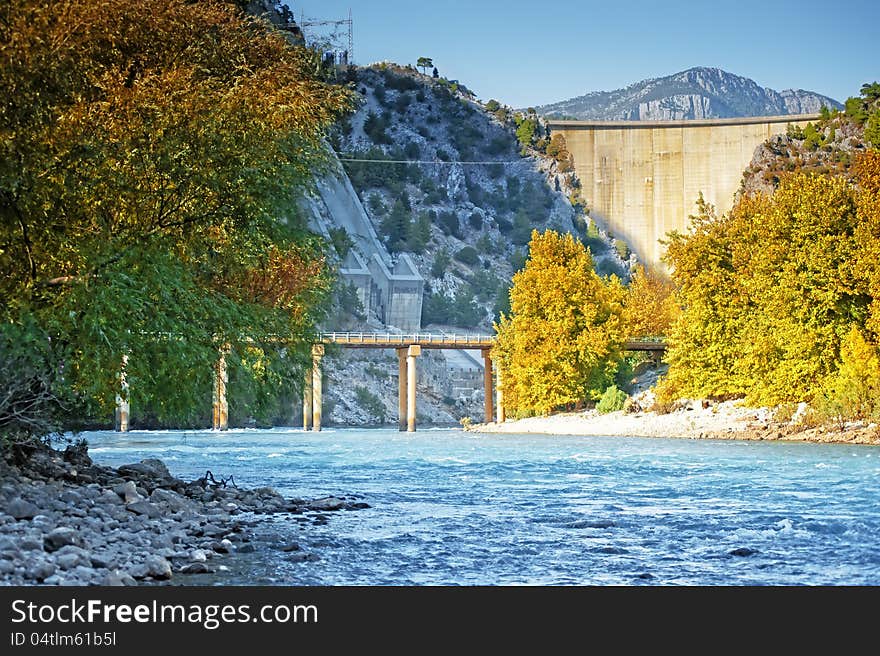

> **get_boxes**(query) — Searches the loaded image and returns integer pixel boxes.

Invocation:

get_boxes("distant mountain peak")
[539,68,841,121]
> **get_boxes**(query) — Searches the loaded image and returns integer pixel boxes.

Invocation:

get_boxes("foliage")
[622,266,679,339]
[354,386,385,423]
[437,211,461,238]
[514,114,539,154]
[364,111,392,144]
[416,57,433,75]
[596,384,627,414]
[421,289,482,328]
[512,209,532,245]
[0,0,351,430]
[659,176,871,406]
[431,248,451,278]
[493,230,625,415]
[818,327,880,423]
[454,246,480,266]
[0,317,79,441]
[336,281,366,320]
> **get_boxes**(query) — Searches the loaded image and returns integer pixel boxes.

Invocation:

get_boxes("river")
[81,427,880,585]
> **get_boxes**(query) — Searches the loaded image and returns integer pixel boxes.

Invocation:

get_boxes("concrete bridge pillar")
[114,354,129,432]
[212,345,229,431]
[397,348,407,431]
[311,344,324,431]
[302,369,313,430]
[496,364,505,423]
[482,350,494,424]
[406,345,421,432]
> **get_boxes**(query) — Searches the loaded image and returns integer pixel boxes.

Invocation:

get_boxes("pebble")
[0,442,362,586]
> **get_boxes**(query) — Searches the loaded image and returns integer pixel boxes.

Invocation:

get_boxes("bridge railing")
[320,332,496,346]
[320,332,667,350]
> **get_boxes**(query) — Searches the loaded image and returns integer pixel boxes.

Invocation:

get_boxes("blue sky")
[291,0,878,108]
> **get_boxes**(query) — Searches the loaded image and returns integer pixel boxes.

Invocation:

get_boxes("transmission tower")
[299,8,353,64]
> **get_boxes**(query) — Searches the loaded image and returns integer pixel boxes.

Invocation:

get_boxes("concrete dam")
[547,114,820,268]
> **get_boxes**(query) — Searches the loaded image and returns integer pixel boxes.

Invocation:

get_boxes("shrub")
[468,211,483,230]
[403,141,420,159]
[354,386,385,423]
[454,246,479,266]
[431,248,451,278]
[596,385,628,413]
[438,211,461,237]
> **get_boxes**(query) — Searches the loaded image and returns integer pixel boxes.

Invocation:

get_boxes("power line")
[337,157,523,166]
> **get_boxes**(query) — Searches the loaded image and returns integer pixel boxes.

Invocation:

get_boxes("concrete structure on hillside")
[304,168,424,330]
[548,114,819,268]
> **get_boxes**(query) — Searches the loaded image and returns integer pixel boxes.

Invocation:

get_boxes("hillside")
[316,62,631,426]
[537,67,841,120]
[740,85,880,198]
[330,63,629,332]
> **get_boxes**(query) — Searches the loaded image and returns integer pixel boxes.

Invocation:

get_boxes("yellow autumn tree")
[492,230,625,416]
[819,326,880,421]
[659,174,869,406]
[622,265,679,339]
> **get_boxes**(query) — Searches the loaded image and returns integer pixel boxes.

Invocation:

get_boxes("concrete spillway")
[548,114,819,268]
[304,161,424,330]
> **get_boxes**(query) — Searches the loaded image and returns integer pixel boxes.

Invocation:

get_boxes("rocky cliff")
[315,62,629,426]
[537,67,841,120]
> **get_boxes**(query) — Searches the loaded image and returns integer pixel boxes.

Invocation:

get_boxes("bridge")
[547,114,820,268]
[299,333,666,433]
[115,333,665,433]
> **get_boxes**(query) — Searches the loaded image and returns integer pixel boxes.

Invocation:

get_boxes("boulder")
[102,570,136,586]
[44,527,81,552]
[118,459,171,480]
[309,496,346,512]
[150,488,189,512]
[179,562,213,574]
[7,498,39,520]
[25,561,56,581]
[115,481,142,504]
[126,501,161,519]
[130,555,172,580]
[729,547,759,557]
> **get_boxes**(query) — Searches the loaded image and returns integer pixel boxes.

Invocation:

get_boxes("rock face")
[0,439,368,586]
[537,67,842,121]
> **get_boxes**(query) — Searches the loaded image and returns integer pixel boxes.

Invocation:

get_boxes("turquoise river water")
[82,427,880,585]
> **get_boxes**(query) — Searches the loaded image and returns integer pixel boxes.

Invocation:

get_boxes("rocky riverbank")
[0,439,367,585]
[470,399,880,446]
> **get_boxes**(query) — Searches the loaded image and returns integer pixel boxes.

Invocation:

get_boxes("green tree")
[493,230,625,415]
[431,248,451,278]
[0,0,351,431]
[416,57,434,75]
[512,209,532,245]
[515,115,538,154]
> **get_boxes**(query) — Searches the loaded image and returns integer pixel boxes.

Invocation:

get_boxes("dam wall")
[548,114,820,268]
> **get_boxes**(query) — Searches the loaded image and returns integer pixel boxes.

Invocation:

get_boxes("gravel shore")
[0,439,367,586]
[470,399,880,446]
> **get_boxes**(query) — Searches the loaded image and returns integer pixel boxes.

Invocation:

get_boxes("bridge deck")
[321,332,495,349]
[321,332,666,352]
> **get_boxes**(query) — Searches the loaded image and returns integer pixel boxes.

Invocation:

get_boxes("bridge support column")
[302,369,312,431]
[212,345,229,431]
[496,364,505,423]
[397,348,407,431]
[312,344,324,431]
[406,345,420,432]
[482,350,494,424]
[115,354,129,432]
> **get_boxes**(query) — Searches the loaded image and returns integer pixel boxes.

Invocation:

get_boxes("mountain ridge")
[536,67,842,121]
